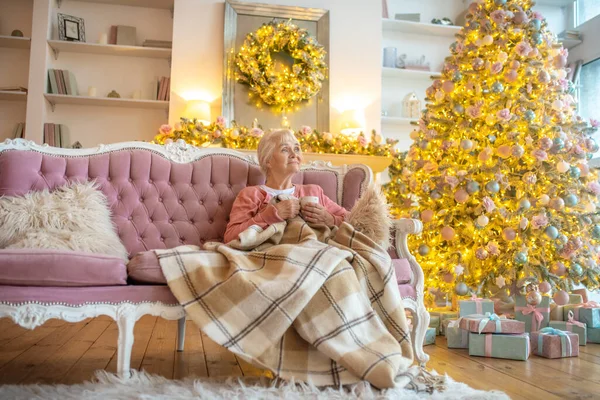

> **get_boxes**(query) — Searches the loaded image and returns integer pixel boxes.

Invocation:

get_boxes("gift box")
[564,302,600,328]
[530,327,579,358]
[550,303,564,321]
[459,313,525,334]
[430,309,459,335]
[424,327,436,346]
[468,332,530,361]
[459,296,494,317]
[588,327,600,343]
[446,326,469,348]
[442,318,456,337]
[549,313,587,346]
[429,315,441,335]
[572,288,588,303]
[569,294,583,305]
[515,295,550,332]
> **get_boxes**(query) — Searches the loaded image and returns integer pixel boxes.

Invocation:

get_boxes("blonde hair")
[257,129,300,175]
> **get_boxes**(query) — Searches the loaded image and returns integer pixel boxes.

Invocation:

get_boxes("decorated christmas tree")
[386,0,600,298]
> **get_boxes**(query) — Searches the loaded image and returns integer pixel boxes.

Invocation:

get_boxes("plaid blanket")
[155,218,415,389]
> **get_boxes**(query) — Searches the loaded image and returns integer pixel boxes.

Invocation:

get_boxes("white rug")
[0,369,509,400]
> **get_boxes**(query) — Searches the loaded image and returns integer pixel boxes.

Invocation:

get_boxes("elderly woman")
[224,129,348,243]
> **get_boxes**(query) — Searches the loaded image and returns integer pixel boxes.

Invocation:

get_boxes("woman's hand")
[301,203,335,226]
[274,199,300,220]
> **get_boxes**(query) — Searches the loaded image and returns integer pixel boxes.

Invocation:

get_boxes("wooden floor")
[1,316,600,399]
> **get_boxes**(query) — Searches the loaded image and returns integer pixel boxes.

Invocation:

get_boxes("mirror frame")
[223,0,330,132]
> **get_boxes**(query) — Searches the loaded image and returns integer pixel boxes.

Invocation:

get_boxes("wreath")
[235,20,327,110]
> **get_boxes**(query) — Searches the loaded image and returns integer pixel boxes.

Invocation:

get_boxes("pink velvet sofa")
[0,139,430,377]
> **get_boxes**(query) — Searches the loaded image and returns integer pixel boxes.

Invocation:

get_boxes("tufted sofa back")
[0,142,370,257]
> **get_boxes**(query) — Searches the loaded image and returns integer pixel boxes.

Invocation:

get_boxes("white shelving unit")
[56,0,174,9]
[536,0,575,6]
[32,0,175,147]
[45,94,169,111]
[0,91,27,102]
[382,116,418,126]
[382,19,461,37]
[47,40,172,60]
[0,35,31,49]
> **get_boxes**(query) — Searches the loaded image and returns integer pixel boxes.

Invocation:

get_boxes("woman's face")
[268,138,302,177]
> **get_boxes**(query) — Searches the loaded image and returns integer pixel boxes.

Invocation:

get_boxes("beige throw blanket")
[155,218,416,389]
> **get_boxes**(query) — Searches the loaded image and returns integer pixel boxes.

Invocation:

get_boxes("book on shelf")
[47,69,79,95]
[43,123,71,148]
[12,123,25,139]
[116,25,136,46]
[156,76,170,101]
[109,25,117,45]
[143,39,172,48]
[0,86,28,93]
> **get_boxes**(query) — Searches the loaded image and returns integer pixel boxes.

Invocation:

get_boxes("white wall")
[569,14,600,63]
[170,0,382,133]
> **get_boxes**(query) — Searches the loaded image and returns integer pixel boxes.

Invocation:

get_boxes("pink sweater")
[224,184,348,243]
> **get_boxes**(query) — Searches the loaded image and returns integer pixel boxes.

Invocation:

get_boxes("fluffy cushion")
[346,184,392,249]
[0,181,128,261]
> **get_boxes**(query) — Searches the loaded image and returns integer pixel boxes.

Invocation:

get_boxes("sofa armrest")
[392,218,424,290]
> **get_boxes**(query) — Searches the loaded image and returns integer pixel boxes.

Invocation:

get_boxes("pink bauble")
[443,272,455,283]
[421,209,434,223]
[579,163,590,177]
[513,11,528,25]
[553,55,568,69]
[497,145,511,158]
[553,290,570,306]
[455,189,470,203]
[510,60,520,69]
[550,197,565,211]
[502,228,516,241]
[442,80,455,93]
[526,291,542,306]
[551,261,567,276]
[539,281,551,293]
[478,150,491,162]
[504,69,518,83]
[441,226,456,240]
[432,79,442,89]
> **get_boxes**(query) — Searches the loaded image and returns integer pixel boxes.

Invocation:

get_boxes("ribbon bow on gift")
[538,327,572,357]
[517,304,546,331]
[567,310,585,328]
[477,312,504,334]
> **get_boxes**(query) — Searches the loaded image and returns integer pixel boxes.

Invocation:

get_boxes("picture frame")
[57,13,85,42]
[223,1,330,132]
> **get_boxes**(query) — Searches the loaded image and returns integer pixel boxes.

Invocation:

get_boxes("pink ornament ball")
[497,145,511,158]
[550,261,567,276]
[441,226,456,240]
[504,69,518,83]
[526,291,542,306]
[579,163,590,177]
[553,290,570,306]
[550,197,565,211]
[442,80,455,93]
[513,11,528,25]
[539,281,551,293]
[443,272,454,283]
[421,209,434,223]
[502,228,516,241]
[510,60,520,69]
[455,189,470,203]
[553,55,568,69]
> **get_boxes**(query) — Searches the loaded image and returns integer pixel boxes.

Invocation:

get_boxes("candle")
[88,86,97,97]
[99,33,108,45]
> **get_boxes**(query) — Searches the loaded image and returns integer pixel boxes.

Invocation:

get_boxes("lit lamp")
[340,109,363,136]
[184,100,211,125]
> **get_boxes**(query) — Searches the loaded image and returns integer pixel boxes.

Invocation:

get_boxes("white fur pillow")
[0,181,128,261]
[346,184,392,249]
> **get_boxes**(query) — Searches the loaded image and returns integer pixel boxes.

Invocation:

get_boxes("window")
[576,0,600,27]
[579,58,600,120]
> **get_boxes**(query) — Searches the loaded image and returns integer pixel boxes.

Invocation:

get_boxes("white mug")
[300,196,319,207]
